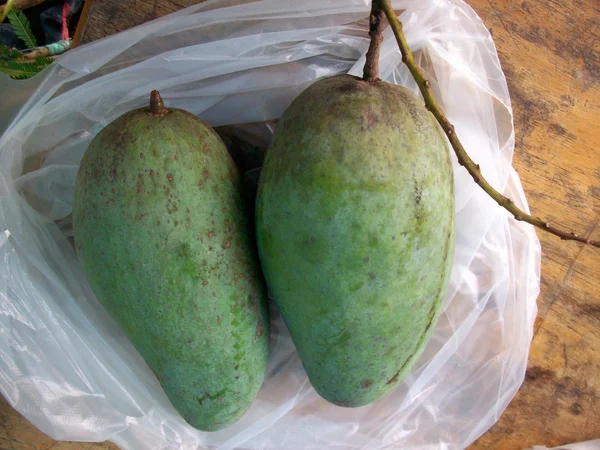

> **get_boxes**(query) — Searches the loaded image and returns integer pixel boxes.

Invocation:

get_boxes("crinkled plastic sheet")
[0,0,541,448]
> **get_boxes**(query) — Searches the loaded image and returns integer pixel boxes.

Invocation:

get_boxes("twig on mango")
[377,0,599,248]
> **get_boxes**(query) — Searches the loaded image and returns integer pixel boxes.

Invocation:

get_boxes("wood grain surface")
[77,0,203,45]
[468,0,600,446]
[2,0,599,449]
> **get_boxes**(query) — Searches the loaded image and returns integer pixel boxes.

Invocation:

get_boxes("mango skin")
[73,105,269,431]
[256,74,455,407]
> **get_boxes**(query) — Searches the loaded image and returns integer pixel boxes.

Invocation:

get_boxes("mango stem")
[362,0,384,82]
[149,90,168,117]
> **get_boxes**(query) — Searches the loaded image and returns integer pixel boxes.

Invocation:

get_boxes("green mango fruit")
[256,74,455,407]
[73,91,269,431]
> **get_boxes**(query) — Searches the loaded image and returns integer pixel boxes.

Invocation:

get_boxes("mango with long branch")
[256,0,596,408]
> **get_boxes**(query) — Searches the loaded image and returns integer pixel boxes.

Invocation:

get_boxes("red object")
[62,0,71,40]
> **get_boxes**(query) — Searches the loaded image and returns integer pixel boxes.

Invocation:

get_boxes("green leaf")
[8,10,37,50]
[0,60,43,79]
[35,55,54,67]
[0,44,22,60]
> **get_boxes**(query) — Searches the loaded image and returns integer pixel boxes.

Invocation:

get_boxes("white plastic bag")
[0,0,541,448]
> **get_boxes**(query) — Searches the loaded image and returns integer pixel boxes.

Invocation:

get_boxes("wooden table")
[2,0,599,449]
